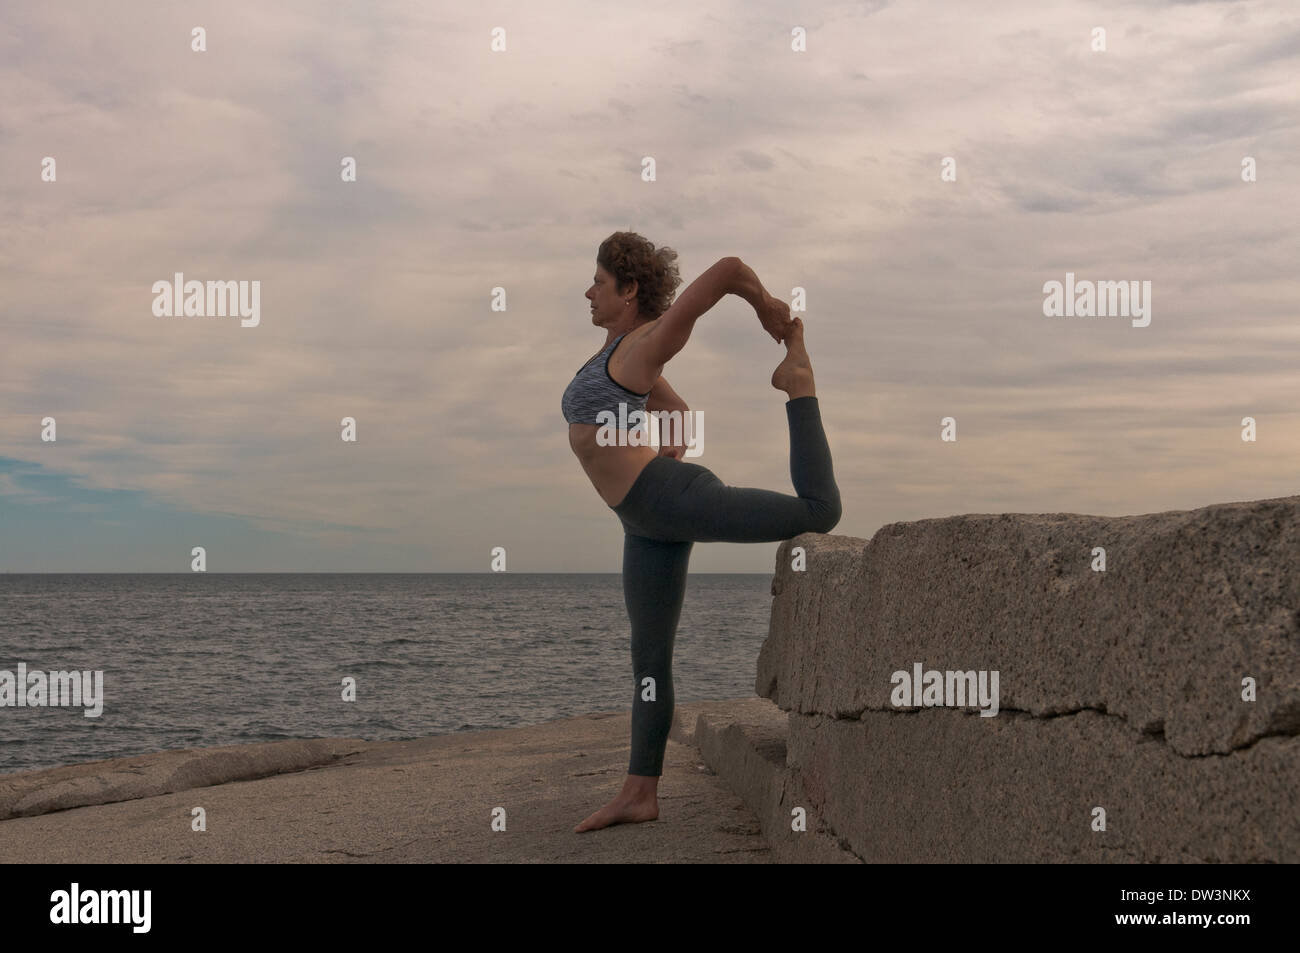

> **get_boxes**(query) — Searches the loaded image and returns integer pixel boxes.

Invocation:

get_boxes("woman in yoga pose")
[563,232,841,833]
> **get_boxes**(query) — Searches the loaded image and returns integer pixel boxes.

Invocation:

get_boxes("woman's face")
[586,264,629,327]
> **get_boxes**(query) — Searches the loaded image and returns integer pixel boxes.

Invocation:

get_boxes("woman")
[563,232,841,833]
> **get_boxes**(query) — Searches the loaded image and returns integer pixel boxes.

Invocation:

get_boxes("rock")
[751,495,1300,862]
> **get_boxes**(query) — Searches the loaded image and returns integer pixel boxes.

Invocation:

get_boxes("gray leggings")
[609,396,841,776]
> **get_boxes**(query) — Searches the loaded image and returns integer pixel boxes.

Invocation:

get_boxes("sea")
[0,573,774,776]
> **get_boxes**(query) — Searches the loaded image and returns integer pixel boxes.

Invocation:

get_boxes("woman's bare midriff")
[567,321,664,507]
[568,425,659,507]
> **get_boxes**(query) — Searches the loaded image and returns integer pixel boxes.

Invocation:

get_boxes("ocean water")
[0,573,774,776]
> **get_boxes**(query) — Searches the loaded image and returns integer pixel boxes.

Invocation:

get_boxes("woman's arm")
[728,259,770,310]
[645,375,688,414]
[639,258,743,371]
[639,258,791,371]
[645,376,691,459]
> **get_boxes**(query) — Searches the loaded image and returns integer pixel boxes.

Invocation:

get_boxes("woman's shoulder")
[624,319,659,344]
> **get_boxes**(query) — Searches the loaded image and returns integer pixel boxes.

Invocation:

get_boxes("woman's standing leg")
[624,533,693,777]
[574,532,692,832]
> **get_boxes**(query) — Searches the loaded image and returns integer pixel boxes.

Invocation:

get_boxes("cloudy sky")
[1,0,1296,572]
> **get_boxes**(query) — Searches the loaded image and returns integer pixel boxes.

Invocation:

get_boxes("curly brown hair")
[596,231,682,319]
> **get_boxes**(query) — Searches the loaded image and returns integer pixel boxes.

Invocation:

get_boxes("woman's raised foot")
[771,317,816,399]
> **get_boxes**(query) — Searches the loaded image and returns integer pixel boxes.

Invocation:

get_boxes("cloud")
[0,0,1296,570]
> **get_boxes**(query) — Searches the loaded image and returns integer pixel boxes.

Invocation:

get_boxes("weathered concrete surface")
[788,709,1298,863]
[759,496,1300,756]
[755,496,1300,862]
[0,706,772,863]
[673,698,858,863]
[0,739,362,822]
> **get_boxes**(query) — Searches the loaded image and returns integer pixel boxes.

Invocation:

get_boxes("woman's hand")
[657,444,685,460]
[756,291,794,343]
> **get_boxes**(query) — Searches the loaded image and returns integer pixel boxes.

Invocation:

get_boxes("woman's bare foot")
[771,317,816,399]
[574,775,660,832]
[573,794,659,832]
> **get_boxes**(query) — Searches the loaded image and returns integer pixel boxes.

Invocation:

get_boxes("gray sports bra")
[561,333,651,425]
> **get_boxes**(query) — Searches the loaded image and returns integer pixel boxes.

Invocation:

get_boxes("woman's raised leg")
[679,398,840,542]
[615,319,841,544]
